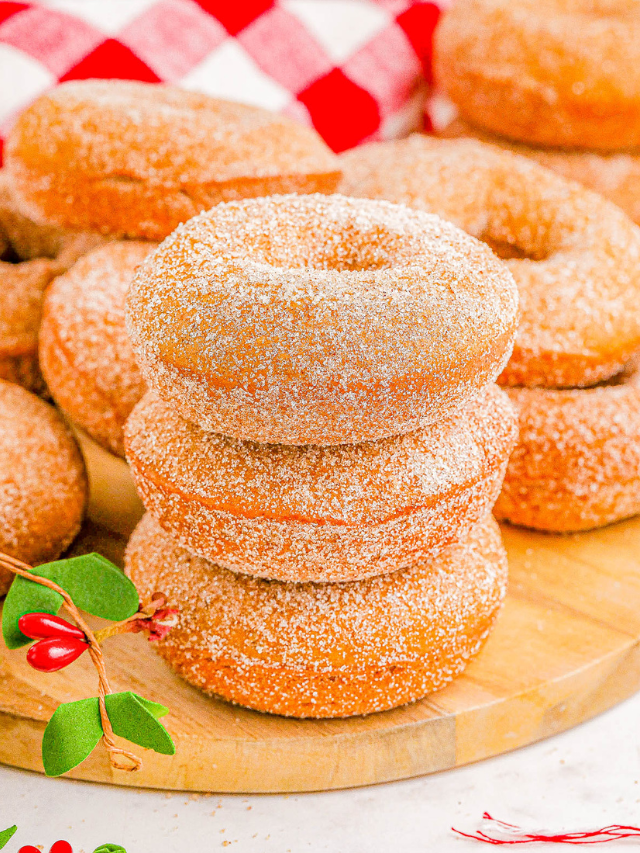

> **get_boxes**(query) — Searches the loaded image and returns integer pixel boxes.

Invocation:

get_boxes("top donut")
[4,80,341,240]
[435,0,640,150]
[126,193,518,446]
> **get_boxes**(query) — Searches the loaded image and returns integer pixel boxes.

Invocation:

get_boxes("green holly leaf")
[3,553,139,649]
[93,845,126,853]
[42,697,103,777]
[131,693,169,720]
[0,826,17,849]
[105,692,175,756]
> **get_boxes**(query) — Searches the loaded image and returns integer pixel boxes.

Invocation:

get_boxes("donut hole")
[0,241,20,264]
[301,242,397,273]
[247,226,406,273]
[480,234,533,261]
[0,211,63,264]
[479,226,552,262]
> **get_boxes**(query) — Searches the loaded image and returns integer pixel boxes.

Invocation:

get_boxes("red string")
[452,813,640,845]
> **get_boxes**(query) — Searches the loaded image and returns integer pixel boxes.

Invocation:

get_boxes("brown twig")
[93,593,170,645]
[0,552,146,772]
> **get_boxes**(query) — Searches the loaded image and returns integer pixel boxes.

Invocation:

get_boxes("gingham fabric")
[0,0,448,162]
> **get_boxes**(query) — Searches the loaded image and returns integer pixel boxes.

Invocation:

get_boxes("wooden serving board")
[1,434,640,792]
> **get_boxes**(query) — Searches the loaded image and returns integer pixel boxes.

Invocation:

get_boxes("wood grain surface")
[1,435,640,793]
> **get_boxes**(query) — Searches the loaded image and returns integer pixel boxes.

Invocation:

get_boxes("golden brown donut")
[5,80,341,240]
[440,118,640,225]
[126,193,518,445]
[0,172,103,394]
[124,384,517,583]
[434,0,640,151]
[0,380,88,594]
[39,241,153,457]
[495,357,640,532]
[126,512,507,718]
[339,135,640,389]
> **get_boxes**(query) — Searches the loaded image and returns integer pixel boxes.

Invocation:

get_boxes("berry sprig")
[0,550,178,776]
[10,837,125,853]
[0,828,96,853]
[20,843,73,853]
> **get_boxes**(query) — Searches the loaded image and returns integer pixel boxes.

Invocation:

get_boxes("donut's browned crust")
[0,380,88,594]
[340,136,640,389]
[125,513,507,718]
[0,172,104,394]
[434,0,640,151]
[495,358,640,532]
[124,384,517,582]
[126,193,518,445]
[5,80,342,240]
[40,241,152,457]
[441,118,640,226]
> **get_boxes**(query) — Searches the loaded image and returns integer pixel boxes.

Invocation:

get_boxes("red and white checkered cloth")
[0,0,449,163]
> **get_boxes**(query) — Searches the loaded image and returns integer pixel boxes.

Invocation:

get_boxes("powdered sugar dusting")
[126,192,518,444]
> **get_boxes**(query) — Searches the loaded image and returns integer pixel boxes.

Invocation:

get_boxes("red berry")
[26,637,88,672]
[50,841,73,853]
[19,847,41,853]
[19,612,85,641]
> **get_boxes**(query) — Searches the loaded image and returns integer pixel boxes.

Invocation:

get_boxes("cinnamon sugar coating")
[0,172,104,394]
[441,119,640,225]
[435,0,640,151]
[124,384,517,582]
[5,80,341,240]
[495,357,640,532]
[126,193,518,445]
[40,241,152,457]
[0,380,88,594]
[340,136,640,388]
[125,513,507,718]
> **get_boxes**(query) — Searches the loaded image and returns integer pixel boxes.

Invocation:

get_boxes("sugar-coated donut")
[5,80,342,240]
[40,241,153,457]
[126,193,518,445]
[441,118,640,226]
[340,136,640,388]
[124,384,517,583]
[0,380,88,594]
[0,172,103,394]
[434,0,640,151]
[495,357,640,532]
[126,513,507,718]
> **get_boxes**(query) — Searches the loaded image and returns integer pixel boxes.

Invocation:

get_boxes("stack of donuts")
[4,79,521,718]
[434,0,640,226]
[121,191,519,718]
[340,131,640,533]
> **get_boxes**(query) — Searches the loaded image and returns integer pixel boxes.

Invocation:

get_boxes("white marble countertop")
[2,688,635,852]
